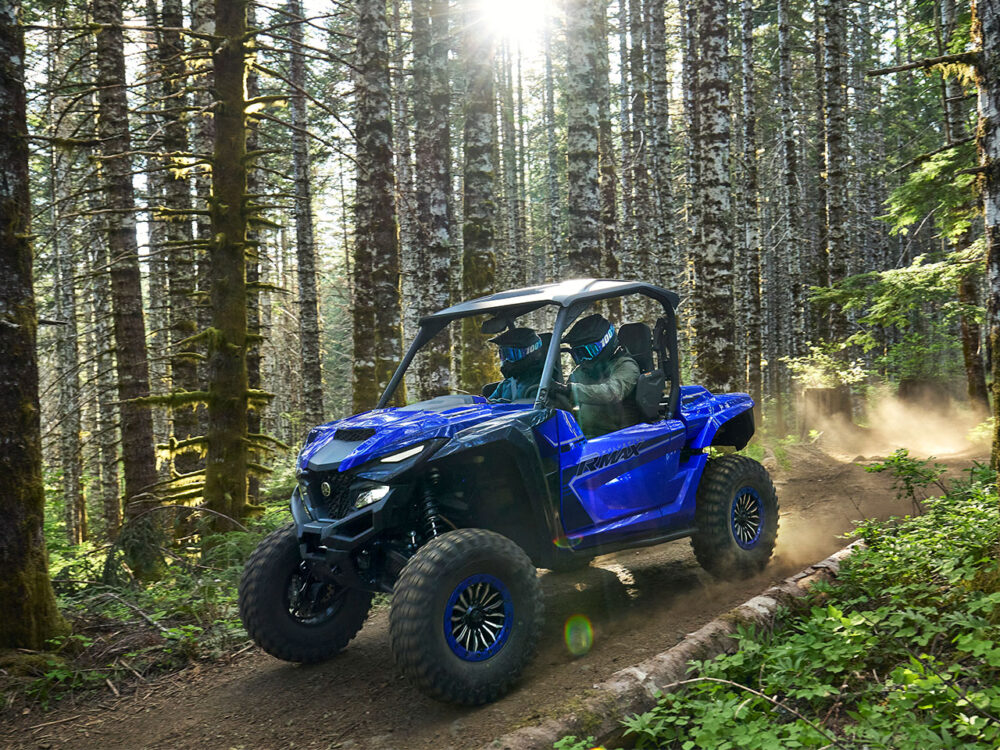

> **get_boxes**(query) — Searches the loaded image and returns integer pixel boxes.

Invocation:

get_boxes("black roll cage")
[376,278,682,419]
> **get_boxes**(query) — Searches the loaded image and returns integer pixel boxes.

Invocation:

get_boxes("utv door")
[556,411,687,547]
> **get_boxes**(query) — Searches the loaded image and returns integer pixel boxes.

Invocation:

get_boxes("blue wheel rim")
[731,486,764,550]
[444,574,513,662]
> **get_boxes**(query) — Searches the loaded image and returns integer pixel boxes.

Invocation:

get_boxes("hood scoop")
[335,427,376,441]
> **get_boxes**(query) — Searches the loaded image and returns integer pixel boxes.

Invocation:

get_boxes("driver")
[561,313,640,436]
[487,327,546,401]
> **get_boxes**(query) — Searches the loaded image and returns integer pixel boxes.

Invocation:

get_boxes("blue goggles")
[497,339,542,363]
[569,325,615,364]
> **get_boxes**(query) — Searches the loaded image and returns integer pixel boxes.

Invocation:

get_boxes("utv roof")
[420,279,680,325]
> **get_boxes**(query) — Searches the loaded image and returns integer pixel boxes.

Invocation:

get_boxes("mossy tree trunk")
[0,4,67,649]
[459,0,499,393]
[94,0,161,575]
[203,0,250,524]
[159,0,200,476]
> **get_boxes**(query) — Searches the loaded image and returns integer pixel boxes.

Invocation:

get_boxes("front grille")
[335,427,376,442]
[309,471,355,519]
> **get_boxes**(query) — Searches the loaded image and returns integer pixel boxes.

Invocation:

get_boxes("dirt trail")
[2,437,985,750]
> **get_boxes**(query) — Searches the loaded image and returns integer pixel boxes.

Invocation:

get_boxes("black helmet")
[562,313,617,368]
[489,327,545,378]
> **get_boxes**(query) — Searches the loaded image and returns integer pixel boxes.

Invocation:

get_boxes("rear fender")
[691,398,755,450]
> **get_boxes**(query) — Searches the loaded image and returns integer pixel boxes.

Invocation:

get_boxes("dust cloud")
[807,388,989,460]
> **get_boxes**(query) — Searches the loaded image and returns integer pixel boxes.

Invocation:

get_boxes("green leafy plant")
[553,465,1000,750]
[864,448,948,514]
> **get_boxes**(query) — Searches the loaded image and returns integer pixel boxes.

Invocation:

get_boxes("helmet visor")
[569,325,615,364]
[497,338,542,363]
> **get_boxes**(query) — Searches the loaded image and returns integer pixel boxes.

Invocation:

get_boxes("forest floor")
[1,412,988,750]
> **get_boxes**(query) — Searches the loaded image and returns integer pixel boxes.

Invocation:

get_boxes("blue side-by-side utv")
[238,279,778,705]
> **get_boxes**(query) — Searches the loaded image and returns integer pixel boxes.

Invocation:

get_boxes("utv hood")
[297,395,533,473]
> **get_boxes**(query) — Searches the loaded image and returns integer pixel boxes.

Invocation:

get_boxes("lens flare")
[564,614,594,656]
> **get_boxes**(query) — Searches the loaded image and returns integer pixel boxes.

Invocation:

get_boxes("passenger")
[487,327,546,401]
[561,313,640,436]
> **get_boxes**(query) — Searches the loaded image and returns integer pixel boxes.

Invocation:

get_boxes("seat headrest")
[618,322,655,372]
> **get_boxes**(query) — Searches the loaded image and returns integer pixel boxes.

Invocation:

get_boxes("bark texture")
[741,0,762,411]
[93,0,159,524]
[0,5,67,648]
[692,0,736,392]
[822,0,849,338]
[159,0,200,476]
[412,0,452,398]
[288,0,324,427]
[459,1,499,392]
[354,0,404,409]
[565,0,602,276]
[974,0,1000,467]
[204,0,250,523]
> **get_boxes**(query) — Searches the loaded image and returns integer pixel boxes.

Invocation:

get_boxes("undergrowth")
[1,463,302,711]
[557,458,1000,749]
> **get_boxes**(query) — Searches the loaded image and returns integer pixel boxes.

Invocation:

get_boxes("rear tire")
[691,455,778,578]
[238,524,372,662]
[389,528,543,705]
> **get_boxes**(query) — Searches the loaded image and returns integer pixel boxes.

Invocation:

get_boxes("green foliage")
[555,468,1000,749]
[782,343,869,389]
[883,142,978,243]
[808,242,983,382]
[864,449,948,510]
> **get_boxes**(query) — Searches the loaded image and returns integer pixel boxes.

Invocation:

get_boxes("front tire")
[238,524,372,662]
[389,528,544,705]
[691,455,778,578]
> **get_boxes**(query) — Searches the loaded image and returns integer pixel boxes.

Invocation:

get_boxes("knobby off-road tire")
[238,524,372,663]
[691,455,779,579]
[389,528,544,705]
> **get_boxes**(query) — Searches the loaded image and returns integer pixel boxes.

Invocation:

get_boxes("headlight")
[355,484,390,508]
[379,444,425,463]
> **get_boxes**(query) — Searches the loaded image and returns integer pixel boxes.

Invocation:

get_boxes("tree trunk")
[973,0,1000,467]
[647,0,676,288]
[565,0,602,277]
[628,0,651,283]
[143,0,171,461]
[412,0,452,398]
[0,4,67,648]
[692,0,736,393]
[595,0,622,297]
[157,0,200,476]
[355,0,405,407]
[741,0,762,414]
[459,0,499,392]
[822,0,849,338]
[499,42,523,285]
[680,0,699,302]
[245,0,262,505]
[392,0,419,363]
[289,0,324,428]
[93,0,160,552]
[617,0,634,280]
[204,0,250,524]
[545,19,561,280]
[778,0,804,355]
